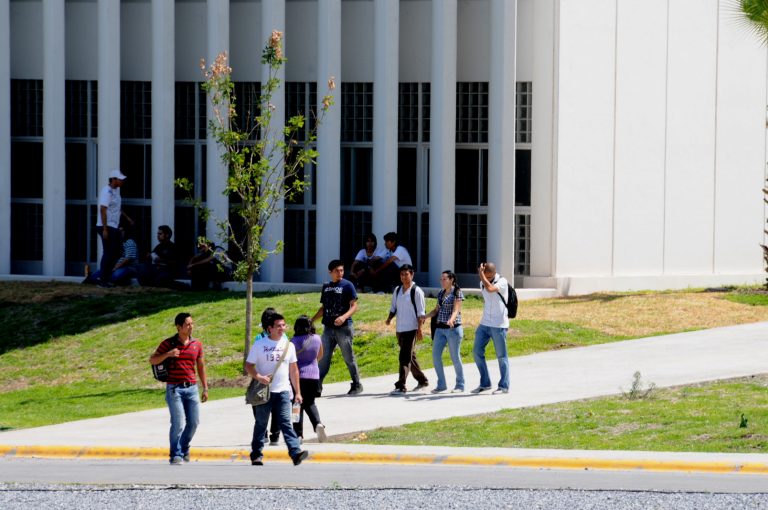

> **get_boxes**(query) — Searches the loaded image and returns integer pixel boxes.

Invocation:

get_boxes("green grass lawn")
[353,375,768,454]
[1,281,767,456]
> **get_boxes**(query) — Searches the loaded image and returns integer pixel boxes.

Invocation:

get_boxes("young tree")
[187,31,335,360]
[735,0,768,287]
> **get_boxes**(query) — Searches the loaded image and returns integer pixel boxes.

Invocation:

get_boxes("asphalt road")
[1,458,767,493]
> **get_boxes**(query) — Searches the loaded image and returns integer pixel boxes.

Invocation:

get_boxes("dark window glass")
[66,81,89,138]
[284,209,305,269]
[122,205,152,260]
[341,82,373,142]
[455,149,480,206]
[420,212,429,274]
[11,79,43,137]
[340,210,372,264]
[175,144,196,201]
[398,83,419,143]
[456,82,488,144]
[396,211,419,271]
[421,82,430,143]
[233,82,261,139]
[11,203,43,260]
[120,144,152,199]
[285,82,318,142]
[65,204,88,262]
[397,148,417,207]
[341,147,372,206]
[65,142,87,200]
[515,149,531,207]
[176,82,197,140]
[11,142,43,199]
[121,81,152,139]
[454,213,487,273]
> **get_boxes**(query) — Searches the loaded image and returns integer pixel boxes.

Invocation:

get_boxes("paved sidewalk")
[2,321,768,472]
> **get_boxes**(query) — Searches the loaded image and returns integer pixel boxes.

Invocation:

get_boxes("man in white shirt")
[245,313,308,466]
[372,232,413,292]
[95,169,133,287]
[385,264,429,394]
[471,262,510,394]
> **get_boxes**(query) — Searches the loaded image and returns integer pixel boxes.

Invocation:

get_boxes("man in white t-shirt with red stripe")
[245,313,309,466]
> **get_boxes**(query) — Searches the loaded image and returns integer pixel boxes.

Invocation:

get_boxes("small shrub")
[621,371,656,400]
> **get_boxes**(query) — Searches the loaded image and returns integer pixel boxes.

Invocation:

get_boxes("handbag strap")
[267,338,291,381]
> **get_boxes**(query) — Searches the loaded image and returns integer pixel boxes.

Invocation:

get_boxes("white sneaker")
[316,423,327,443]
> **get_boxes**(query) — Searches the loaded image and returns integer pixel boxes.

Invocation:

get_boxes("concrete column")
[259,0,286,283]
[428,0,457,285]
[206,0,229,246]
[42,0,66,276]
[315,0,342,283]
[487,0,517,277]
[151,0,175,237]
[98,0,121,201]
[372,0,399,237]
[528,0,556,281]
[0,0,10,274]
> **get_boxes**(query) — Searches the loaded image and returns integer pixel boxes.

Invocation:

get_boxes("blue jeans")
[318,324,361,385]
[473,324,509,390]
[165,383,200,460]
[250,390,302,460]
[432,325,464,391]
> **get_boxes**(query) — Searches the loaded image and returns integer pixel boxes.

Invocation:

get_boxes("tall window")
[10,80,44,273]
[119,81,153,256]
[396,83,431,275]
[284,82,318,279]
[65,80,98,275]
[174,82,208,260]
[339,82,374,265]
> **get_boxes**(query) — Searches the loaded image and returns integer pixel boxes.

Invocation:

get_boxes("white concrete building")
[1,0,765,294]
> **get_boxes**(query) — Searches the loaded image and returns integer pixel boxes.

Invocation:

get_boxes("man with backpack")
[385,264,429,395]
[471,261,510,395]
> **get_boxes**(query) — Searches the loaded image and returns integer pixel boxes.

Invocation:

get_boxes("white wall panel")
[285,1,318,81]
[176,1,207,82]
[529,0,556,277]
[121,1,151,80]
[399,0,430,82]
[612,0,667,275]
[10,1,42,78]
[65,2,97,79]
[341,0,373,81]
[230,0,262,80]
[457,0,490,81]
[516,0,534,82]
[554,0,616,276]
[664,0,717,274]
[714,6,766,273]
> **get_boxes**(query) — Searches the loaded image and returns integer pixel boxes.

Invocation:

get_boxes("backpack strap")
[410,285,418,318]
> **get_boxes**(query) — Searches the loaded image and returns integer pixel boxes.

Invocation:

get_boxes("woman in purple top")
[290,315,327,442]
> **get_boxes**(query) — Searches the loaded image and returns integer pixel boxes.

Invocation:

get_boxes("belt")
[169,382,196,388]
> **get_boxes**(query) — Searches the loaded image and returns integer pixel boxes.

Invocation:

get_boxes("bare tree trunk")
[243,272,254,374]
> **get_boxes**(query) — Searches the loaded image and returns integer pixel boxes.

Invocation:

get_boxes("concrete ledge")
[3,445,767,474]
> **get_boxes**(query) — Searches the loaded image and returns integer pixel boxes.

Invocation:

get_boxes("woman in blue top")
[290,315,327,442]
[425,270,465,393]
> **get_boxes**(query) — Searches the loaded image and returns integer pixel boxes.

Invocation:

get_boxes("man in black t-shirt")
[311,259,363,395]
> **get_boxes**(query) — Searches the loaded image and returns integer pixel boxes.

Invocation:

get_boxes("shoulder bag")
[245,338,290,406]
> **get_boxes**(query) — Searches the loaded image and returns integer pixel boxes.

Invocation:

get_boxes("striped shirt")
[155,335,203,384]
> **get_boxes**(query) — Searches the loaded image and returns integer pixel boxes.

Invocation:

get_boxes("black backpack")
[496,279,518,319]
[393,285,419,318]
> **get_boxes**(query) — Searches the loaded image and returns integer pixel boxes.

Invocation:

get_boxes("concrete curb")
[3,445,768,474]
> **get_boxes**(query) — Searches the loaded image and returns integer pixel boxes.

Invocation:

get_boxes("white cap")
[109,169,127,180]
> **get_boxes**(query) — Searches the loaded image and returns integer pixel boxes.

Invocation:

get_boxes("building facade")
[1,0,765,294]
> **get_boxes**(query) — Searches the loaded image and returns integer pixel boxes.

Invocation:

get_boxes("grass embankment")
[1,282,767,451]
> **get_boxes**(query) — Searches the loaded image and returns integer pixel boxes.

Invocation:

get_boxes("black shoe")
[251,456,264,466]
[292,450,309,466]
[96,281,115,288]
[347,383,363,395]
